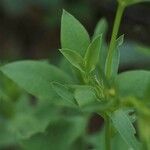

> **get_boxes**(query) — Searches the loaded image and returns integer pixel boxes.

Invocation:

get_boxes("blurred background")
[0,0,150,69]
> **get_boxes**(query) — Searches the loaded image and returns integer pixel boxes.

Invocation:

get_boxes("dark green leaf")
[61,10,90,56]
[21,117,87,150]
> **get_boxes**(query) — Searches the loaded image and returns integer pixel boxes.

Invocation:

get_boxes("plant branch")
[105,3,125,79]
[105,115,111,150]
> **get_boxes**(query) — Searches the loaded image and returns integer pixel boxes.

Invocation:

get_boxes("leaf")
[61,10,90,56]
[74,86,97,107]
[93,18,108,40]
[87,129,130,150]
[0,61,71,100]
[0,94,61,147]
[105,35,124,80]
[21,117,87,150]
[51,82,77,106]
[84,35,103,73]
[110,109,141,150]
[116,70,150,99]
[92,18,108,72]
[118,0,150,6]
[59,49,84,72]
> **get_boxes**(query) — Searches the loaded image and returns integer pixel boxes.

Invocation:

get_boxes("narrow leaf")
[84,34,103,73]
[110,109,141,150]
[105,35,124,80]
[59,49,84,72]
[61,10,90,56]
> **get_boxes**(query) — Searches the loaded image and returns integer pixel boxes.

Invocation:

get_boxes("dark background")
[0,0,150,62]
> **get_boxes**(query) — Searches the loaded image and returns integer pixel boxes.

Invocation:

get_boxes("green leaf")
[59,49,84,72]
[118,0,150,7]
[84,35,103,73]
[110,109,141,150]
[0,61,71,100]
[92,18,108,72]
[87,129,131,150]
[21,117,87,150]
[61,10,90,56]
[93,18,108,40]
[105,35,124,80]
[51,82,77,106]
[116,70,150,99]
[74,86,97,107]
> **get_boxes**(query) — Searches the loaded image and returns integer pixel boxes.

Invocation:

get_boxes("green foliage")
[0,0,150,150]
[61,10,90,56]
[1,61,71,100]
[84,35,103,73]
[110,109,141,149]
[59,49,84,72]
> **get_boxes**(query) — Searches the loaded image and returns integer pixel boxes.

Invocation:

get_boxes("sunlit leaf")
[59,49,84,72]
[61,10,90,56]
[84,35,103,73]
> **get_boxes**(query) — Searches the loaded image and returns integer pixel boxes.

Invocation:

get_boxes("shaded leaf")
[21,117,87,150]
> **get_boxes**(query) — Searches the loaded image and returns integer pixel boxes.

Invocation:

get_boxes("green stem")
[105,115,111,150]
[105,3,125,79]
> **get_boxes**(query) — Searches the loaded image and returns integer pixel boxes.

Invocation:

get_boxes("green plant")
[0,0,150,150]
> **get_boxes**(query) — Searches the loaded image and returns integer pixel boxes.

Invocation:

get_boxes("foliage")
[0,0,150,150]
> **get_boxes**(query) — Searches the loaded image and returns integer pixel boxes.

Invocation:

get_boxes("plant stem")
[105,115,111,150]
[105,3,125,79]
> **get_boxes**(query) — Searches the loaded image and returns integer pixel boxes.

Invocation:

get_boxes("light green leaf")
[105,35,124,80]
[51,82,77,106]
[0,61,71,100]
[93,18,108,40]
[61,10,90,56]
[116,70,150,99]
[59,49,84,72]
[118,0,150,6]
[84,35,103,73]
[74,86,97,107]
[110,109,141,150]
